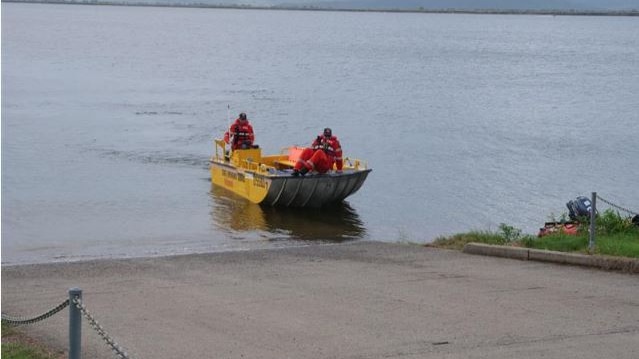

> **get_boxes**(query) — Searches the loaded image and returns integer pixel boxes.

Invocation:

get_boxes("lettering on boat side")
[253,175,267,189]
[222,169,245,182]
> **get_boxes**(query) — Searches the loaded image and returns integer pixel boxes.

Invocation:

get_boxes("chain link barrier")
[71,296,134,359]
[596,194,639,217]
[1,299,70,325]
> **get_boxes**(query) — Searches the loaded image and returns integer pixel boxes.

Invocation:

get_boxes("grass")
[431,230,511,250]
[432,211,639,258]
[590,232,639,257]
[1,322,63,359]
[523,232,589,253]
[432,223,536,250]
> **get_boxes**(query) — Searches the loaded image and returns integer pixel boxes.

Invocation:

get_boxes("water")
[2,3,638,265]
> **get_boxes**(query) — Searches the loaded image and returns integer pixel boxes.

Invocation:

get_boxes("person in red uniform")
[224,112,255,150]
[293,128,343,176]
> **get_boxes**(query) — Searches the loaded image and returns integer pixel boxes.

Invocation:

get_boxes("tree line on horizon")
[6,0,639,13]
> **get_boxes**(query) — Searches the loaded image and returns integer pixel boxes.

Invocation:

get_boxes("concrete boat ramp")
[2,241,638,358]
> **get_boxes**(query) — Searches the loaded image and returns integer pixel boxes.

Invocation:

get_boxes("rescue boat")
[210,139,371,208]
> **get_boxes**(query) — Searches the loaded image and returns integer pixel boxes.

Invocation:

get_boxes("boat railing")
[213,139,227,161]
[213,139,273,174]
[213,140,368,173]
[241,159,272,174]
[343,157,368,171]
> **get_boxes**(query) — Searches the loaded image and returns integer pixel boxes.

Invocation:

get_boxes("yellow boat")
[210,139,371,207]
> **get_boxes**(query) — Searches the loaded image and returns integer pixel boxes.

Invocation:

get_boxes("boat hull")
[210,161,371,208]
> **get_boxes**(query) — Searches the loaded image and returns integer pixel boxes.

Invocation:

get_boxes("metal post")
[589,192,597,252]
[69,288,82,359]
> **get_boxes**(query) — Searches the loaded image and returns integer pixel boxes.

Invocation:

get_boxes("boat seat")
[272,147,305,169]
[273,159,296,169]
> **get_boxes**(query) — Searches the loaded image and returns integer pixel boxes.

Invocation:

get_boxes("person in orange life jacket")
[224,112,255,150]
[292,127,343,176]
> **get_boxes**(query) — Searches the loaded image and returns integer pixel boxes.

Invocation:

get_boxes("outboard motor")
[566,196,594,221]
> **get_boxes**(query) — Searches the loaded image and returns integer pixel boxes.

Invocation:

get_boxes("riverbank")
[462,242,639,273]
[430,219,639,272]
[5,0,639,16]
[3,241,638,359]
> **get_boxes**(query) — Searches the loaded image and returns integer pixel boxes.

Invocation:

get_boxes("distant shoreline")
[4,0,639,17]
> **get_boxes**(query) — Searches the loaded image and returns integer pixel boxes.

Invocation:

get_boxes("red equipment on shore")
[537,196,594,237]
[538,221,580,237]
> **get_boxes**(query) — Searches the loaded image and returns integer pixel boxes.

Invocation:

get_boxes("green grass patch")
[2,322,18,338]
[523,233,589,253]
[525,210,639,257]
[432,223,535,250]
[432,211,639,258]
[1,322,60,359]
[432,231,506,250]
[1,343,53,359]
[594,232,639,258]
[524,231,639,258]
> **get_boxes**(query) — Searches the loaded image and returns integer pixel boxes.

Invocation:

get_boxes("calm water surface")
[2,3,638,264]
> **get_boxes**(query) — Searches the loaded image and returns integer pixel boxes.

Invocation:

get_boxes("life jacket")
[311,135,343,170]
[224,119,254,149]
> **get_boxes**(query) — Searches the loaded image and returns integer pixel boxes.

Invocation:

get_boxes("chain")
[596,194,639,216]
[1,299,69,325]
[72,297,134,359]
